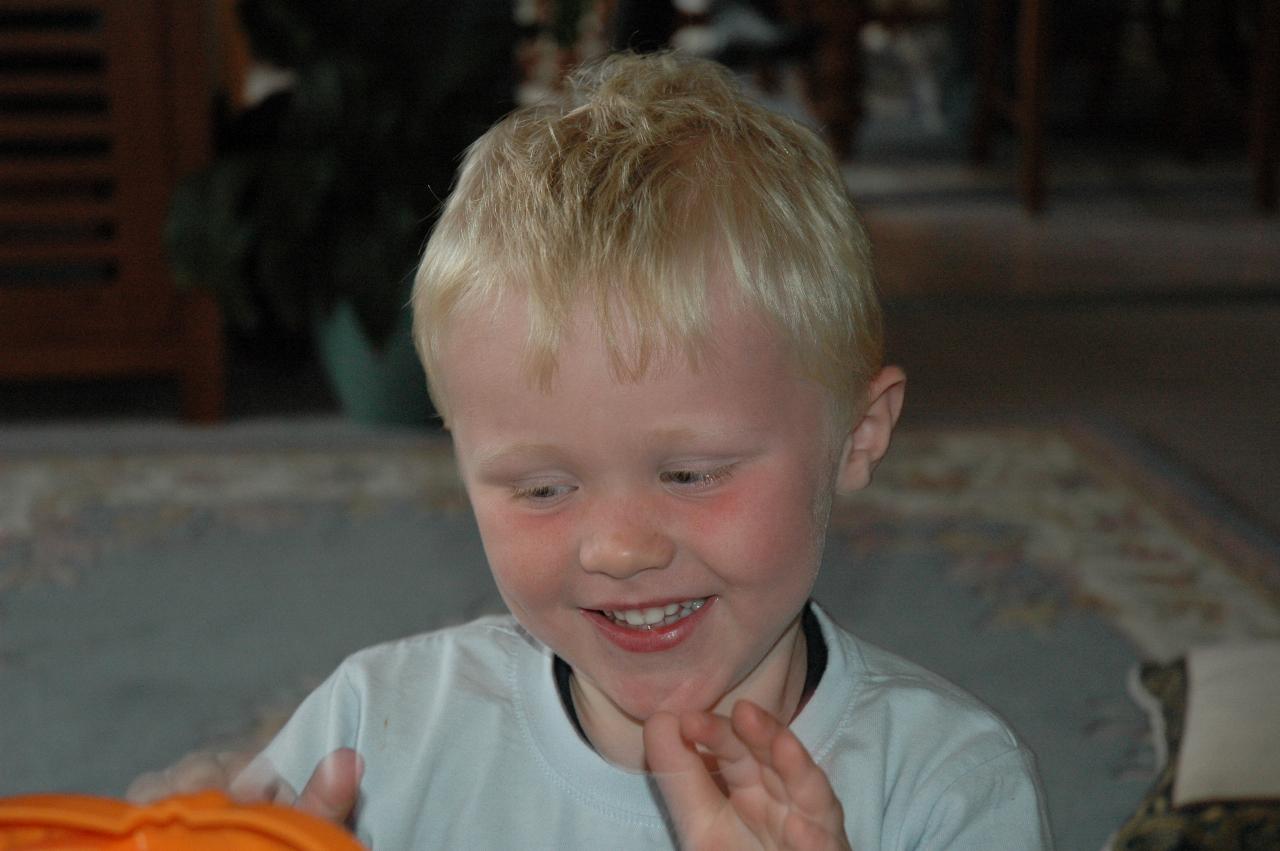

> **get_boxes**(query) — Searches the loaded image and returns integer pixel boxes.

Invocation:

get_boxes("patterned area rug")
[2,423,1277,851]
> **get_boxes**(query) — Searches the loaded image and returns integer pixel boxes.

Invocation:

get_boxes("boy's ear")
[835,366,906,494]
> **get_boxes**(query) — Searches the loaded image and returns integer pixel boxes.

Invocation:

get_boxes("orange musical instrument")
[0,791,364,850]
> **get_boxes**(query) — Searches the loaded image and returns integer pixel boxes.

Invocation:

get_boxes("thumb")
[644,712,723,839]
[295,748,363,824]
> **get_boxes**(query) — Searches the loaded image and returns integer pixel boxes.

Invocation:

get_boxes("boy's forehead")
[435,299,844,448]
[438,285,785,382]
[434,284,848,453]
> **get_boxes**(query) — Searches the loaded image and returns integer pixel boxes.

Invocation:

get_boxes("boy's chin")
[596,675,728,724]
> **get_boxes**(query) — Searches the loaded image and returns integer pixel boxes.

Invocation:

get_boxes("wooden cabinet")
[0,0,224,420]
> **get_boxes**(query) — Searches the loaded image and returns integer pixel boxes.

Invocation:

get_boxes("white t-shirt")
[257,605,1052,849]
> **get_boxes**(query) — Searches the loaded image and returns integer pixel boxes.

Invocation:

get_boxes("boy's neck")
[567,614,811,771]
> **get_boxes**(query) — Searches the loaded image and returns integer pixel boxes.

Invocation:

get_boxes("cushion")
[1109,653,1280,850]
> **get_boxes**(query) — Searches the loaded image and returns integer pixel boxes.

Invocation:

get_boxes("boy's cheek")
[472,501,572,575]
[691,488,824,578]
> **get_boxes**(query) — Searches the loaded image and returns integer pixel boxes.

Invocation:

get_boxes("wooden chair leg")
[1253,0,1279,211]
[1016,0,1048,212]
[800,0,864,159]
[970,0,1003,163]
[180,289,226,423]
[1178,0,1216,161]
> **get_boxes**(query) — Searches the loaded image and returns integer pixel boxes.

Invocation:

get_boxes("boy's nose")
[578,525,676,579]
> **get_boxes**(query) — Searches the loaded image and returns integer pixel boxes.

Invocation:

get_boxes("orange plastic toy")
[0,791,364,850]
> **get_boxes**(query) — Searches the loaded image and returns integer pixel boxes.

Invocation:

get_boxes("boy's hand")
[645,701,852,851]
[126,750,254,803]
[126,748,362,825]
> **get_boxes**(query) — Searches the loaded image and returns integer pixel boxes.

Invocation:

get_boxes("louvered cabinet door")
[0,0,224,420]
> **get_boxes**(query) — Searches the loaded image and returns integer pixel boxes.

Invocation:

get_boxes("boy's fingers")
[124,770,169,804]
[734,701,844,834]
[730,700,782,761]
[295,748,364,825]
[643,711,724,834]
[169,751,232,793]
[753,723,846,846]
[783,809,841,851]
[679,709,749,765]
[125,748,362,830]
[220,751,256,777]
[229,753,292,804]
[775,732,843,828]
[729,700,790,800]
[126,751,247,803]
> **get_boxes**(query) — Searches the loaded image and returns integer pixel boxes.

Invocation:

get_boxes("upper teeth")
[606,599,705,629]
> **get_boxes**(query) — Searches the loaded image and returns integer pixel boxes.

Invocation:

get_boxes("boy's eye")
[660,465,733,490]
[511,483,573,502]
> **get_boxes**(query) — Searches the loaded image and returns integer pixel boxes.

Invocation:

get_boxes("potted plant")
[167,0,516,425]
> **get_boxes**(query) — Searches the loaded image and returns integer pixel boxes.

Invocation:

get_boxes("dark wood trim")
[1016,0,1048,213]
[1253,0,1279,211]
[0,0,226,421]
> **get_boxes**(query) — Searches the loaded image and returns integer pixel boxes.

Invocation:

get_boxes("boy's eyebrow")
[646,426,739,447]
[470,442,567,471]
[473,428,761,471]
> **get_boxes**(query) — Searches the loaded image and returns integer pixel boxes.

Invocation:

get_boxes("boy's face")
[439,293,850,724]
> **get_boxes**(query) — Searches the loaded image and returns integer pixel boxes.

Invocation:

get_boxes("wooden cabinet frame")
[0,0,225,420]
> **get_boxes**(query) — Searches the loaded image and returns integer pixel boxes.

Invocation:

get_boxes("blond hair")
[412,51,881,425]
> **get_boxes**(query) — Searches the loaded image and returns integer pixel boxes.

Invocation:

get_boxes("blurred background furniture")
[969,0,1049,211]
[613,0,948,158]
[0,0,224,420]
[1252,0,1279,209]
[778,0,949,159]
[971,0,1279,213]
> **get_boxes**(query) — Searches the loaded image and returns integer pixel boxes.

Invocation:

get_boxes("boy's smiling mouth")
[600,598,707,629]
[584,597,715,653]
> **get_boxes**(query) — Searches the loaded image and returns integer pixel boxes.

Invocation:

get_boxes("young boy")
[134,52,1051,848]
